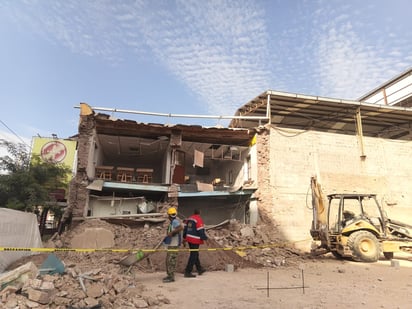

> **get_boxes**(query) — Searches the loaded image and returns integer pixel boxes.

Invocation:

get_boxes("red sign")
[41,141,67,163]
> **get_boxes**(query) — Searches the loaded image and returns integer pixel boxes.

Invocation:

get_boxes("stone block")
[391,259,400,268]
[27,288,50,305]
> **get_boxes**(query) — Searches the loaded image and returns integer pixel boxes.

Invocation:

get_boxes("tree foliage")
[0,139,71,213]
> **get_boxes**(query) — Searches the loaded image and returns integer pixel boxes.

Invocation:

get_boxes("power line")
[0,119,31,149]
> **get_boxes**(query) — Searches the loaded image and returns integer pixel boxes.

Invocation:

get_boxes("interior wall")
[162,148,170,183]
[210,160,244,186]
[89,197,144,217]
[260,127,412,250]
[247,143,258,184]
[88,136,100,178]
[181,157,245,188]
[178,196,248,225]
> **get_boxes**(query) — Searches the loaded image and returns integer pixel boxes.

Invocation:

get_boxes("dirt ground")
[3,218,412,308]
[6,250,412,309]
[134,254,412,309]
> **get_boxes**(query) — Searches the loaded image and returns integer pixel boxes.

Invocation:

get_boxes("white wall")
[89,197,143,217]
[264,127,412,250]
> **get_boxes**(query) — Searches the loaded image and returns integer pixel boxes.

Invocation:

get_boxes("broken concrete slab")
[70,227,115,249]
[86,179,104,191]
[0,261,38,291]
[240,226,255,238]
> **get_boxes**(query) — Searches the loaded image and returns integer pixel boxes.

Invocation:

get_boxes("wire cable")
[0,119,31,149]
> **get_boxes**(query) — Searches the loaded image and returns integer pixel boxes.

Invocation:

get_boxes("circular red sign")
[41,141,67,163]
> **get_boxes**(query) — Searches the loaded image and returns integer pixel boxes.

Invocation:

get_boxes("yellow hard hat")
[167,207,177,216]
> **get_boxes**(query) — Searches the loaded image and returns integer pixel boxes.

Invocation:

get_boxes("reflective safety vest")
[183,214,208,245]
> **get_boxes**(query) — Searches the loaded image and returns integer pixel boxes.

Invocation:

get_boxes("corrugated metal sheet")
[231,89,412,140]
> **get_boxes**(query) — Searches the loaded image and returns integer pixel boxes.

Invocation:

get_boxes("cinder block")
[225,264,234,272]
[391,260,400,268]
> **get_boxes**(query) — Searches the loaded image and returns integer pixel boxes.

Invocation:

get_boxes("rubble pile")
[208,220,305,267]
[1,218,305,308]
[1,263,170,308]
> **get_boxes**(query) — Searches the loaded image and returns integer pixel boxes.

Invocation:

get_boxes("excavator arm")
[310,176,329,253]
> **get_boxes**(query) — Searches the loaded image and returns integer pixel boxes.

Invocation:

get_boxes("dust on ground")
[2,216,308,308]
[5,217,411,309]
[0,220,412,309]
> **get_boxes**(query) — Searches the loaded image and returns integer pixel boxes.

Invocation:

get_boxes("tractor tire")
[347,231,380,262]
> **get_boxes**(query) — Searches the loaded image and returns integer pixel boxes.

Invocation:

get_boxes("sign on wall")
[31,137,77,172]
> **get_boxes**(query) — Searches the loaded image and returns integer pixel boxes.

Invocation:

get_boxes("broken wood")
[77,269,101,293]
[83,213,164,219]
[205,219,230,230]
[78,276,86,293]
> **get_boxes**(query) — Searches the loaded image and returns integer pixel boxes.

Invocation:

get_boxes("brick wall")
[67,114,96,218]
[256,126,412,250]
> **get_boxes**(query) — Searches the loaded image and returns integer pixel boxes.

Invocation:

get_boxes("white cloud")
[311,1,412,99]
[2,0,272,115]
[131,0,272,114]
[2,0,411,117]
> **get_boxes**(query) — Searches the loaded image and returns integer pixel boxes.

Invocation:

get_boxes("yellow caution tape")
[0,239,312,254]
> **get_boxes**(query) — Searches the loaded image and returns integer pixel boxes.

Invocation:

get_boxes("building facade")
[66,69,412,251]
[231,69,412,249]
[67,103,258,225]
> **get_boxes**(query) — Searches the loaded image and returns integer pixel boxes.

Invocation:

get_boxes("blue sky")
[0,0,411,149]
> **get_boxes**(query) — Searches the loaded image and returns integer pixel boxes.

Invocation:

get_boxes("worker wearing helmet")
[163,207,183,283]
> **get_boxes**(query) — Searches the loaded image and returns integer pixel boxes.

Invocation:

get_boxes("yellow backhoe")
[310,176,412,262]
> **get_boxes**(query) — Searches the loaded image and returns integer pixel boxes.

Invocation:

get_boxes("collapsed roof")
[94,113,255,147]
[90,113,256,167]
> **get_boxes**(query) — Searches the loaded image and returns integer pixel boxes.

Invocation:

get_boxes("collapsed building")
[65,68,412,251]
[68,103,259,226]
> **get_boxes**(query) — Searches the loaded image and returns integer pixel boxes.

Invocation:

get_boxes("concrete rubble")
[0,217,305,308]
[1,264,169,308]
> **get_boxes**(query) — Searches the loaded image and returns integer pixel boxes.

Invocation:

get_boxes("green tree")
[0,140,70,213]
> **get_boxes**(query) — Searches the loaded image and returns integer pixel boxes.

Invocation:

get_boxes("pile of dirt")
[51,217,305,272]
[50,218,265,273]
[1,217,306,308]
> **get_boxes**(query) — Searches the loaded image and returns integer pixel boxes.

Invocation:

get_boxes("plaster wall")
[89,198,143,217]
[178,196,247,225]
[183,152,246,186]
[259,127,412,250]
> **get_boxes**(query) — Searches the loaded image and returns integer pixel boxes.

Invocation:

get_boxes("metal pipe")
[355,107,366,158]
[266,93,271,125]
[74,105,268,121]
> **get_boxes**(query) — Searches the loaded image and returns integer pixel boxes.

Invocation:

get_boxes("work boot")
[184,272,196,278]
[162,276,175,283]
[198,268,206,275]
